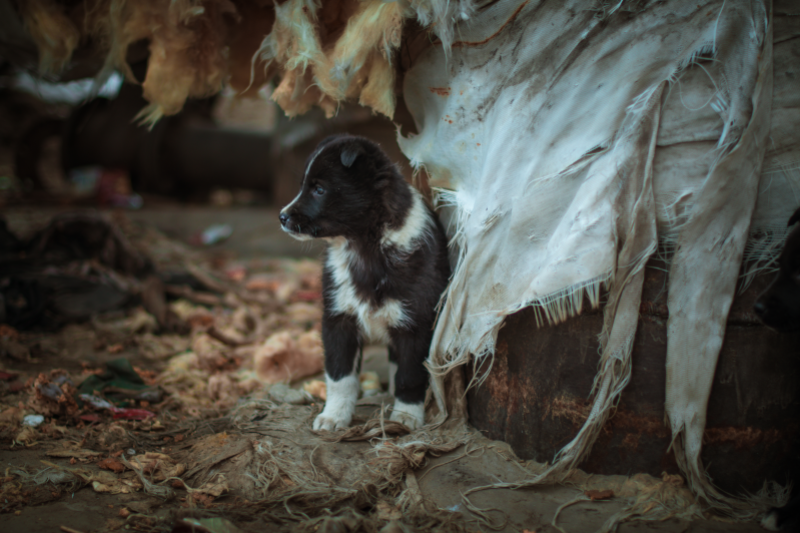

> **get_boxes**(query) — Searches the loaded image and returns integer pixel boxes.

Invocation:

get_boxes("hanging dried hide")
[399,0,797,519]
[253,0,404,118]
[250,0,473,117]
[16,0,80,75]
[15,0,473,120]
[98,0,237,126]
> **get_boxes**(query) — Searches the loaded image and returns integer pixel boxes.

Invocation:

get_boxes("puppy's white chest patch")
[326,240,409,344]
[381,189,433,251]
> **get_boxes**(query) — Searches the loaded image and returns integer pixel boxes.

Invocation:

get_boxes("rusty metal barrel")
[467,261,800,494]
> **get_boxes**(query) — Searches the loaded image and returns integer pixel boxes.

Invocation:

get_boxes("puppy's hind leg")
[388,332,430,430]
[313,313,361,431]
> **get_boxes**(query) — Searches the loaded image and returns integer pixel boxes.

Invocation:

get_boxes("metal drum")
[467,261,800,494]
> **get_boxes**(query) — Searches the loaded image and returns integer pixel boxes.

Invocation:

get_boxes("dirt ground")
[0,206,769,533]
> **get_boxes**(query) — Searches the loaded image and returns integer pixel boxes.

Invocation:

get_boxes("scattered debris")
[267,383,313,405]
[95,169,143,209]
[0,213,151,327]
[254,330,324,384]
[360,371,383,397]
[46,446,102,459]
[303,379,326,400]
[22,414,44,427]
[76,357,162,405]
[97,457,126,473]
[0,406,24,425]
[29,371,80,417]
[192,223,234,246]
[172,517,243,533]
[585,489,615,501]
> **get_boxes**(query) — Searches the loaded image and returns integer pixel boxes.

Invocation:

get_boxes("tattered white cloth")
[400,0,799,516]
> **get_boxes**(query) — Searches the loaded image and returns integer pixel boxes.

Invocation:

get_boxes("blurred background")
[0,37,416,261]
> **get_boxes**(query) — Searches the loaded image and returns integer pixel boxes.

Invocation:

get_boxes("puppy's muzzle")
[279,211,298,232]
[278,210,314,241]
[279,208,299,230]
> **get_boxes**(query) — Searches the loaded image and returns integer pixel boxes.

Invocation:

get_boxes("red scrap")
[111,407,155,420]
[293,290,322,302]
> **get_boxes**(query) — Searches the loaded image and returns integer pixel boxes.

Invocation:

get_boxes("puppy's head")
[754,207,800,331]
[279,135,402,241]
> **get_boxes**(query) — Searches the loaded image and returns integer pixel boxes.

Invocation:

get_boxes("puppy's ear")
[340,145,363,168]
[789,207,800,227]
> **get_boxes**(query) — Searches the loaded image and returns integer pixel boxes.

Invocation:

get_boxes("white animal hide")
[399,0,795,519]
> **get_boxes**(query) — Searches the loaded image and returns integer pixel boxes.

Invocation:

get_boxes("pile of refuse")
[0,211,476,532]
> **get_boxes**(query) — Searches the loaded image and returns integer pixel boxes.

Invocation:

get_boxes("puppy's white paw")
[313,412,352,431]
[312,373,359,432]
[390,400,425,430]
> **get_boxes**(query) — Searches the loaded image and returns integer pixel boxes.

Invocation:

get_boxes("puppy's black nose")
[753,299,767,318]
[279,213,289,225]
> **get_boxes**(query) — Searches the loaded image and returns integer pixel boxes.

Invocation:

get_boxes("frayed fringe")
[529,274,608,327]
[584,471,706,532]
[429,271,611,397]
[657,223,791,293]
[401,0,476,51]
[739,224,792,290]
[428,271,610,385]
[18,0,80,75]
[666,428,786,521]
[454,266,649,523]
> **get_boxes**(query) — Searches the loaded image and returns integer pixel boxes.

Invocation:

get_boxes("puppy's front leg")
[313,313,361,431]
[389,332,430,430]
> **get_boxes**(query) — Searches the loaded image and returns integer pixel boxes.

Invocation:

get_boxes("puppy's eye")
[312,185,325,196]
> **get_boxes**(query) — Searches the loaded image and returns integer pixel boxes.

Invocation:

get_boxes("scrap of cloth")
[400,0,797,517]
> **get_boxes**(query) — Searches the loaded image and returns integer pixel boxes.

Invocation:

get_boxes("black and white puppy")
[756,207,800,533]
[278,134,450,431]
[754,207,800,331]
